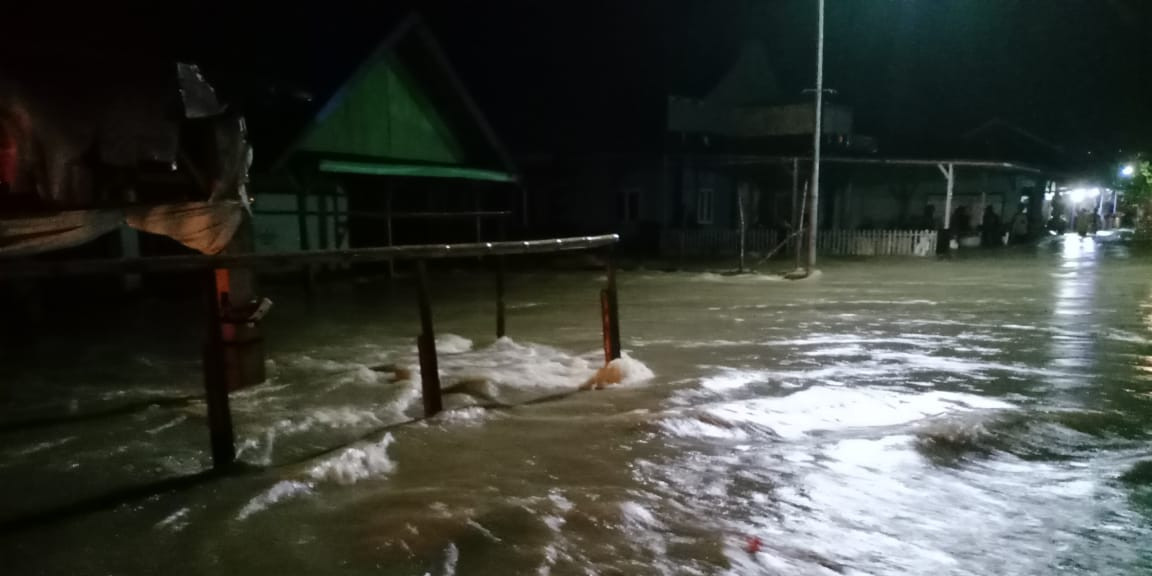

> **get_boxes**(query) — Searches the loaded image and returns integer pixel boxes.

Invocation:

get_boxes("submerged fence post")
[496,255,507,339]
[201,270,236,469]
[737,186,748,273]
[415,261,443,417]
[600,255,622,364]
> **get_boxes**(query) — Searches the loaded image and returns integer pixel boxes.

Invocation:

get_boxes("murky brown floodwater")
[5,236,1152,575]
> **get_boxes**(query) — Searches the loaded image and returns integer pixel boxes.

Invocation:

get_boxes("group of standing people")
[950,203,1030,247]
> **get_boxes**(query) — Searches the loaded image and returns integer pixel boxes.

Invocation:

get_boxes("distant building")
[536,40,1080,258]
[521,41,879,254]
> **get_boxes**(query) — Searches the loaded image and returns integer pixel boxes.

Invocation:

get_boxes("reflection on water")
[1050,237,1100,383]
[5,240,1152,575]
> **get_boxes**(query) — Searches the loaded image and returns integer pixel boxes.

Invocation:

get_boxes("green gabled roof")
[275,14,517,182]
[300,52,464,164]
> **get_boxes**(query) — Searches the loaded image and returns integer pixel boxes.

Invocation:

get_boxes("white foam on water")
[549,490,574,513]
[10,436,77,457]
[871,350,1070,379]
[802,345,869,357]
[603,355,656,385]
[686,272,788,283]
[146,415,188,435]
[681,388,1015,441]
[237,480,313,520]
[230,382,292,402]
[334,365,383,386]
[238,434,398,520]
[1100,328,1151,345]
[673,339,758,349]
[466,518,504,543]
[156,507,191,532]
[700,370,766,393]
[659,414,757,441]
[381,379,422,417]
[619,500,663,529]
[407,337,602,395]
[434,406,495,425]
[306,434,397,485]
[762,333,942,348]
[441,542,460,576]
[273,407,385,435]
[698,365,894,392]
[433,334,475,354]
[839,299,938,306]
[284,355,353,373]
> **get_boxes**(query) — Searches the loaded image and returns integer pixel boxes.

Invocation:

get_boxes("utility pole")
[806,0,826,272]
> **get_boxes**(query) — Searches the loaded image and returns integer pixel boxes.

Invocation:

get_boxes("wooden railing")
[662,229,938,258]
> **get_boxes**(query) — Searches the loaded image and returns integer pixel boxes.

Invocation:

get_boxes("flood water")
[5,237,1152,575]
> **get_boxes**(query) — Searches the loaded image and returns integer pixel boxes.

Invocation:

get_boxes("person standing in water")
[1009,204,1029,244]
[981,205,1002,248]
[1076,208,1092,238]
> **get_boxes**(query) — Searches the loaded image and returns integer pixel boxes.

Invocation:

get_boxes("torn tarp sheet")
[0,202,243,256]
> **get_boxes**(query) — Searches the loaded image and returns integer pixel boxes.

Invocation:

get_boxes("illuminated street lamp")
[1121,164,1136,178]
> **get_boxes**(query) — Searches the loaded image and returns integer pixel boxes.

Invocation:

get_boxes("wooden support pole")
[118,227,142,292]
[496,255,507,339]
[385,186,395,278]
[201,270,236,469]
[290,173,316,300]
[601,256,621,364]
[415,261,442,417]
[797,179,809,268]
[937,163,956,253]
[737,184,748,273]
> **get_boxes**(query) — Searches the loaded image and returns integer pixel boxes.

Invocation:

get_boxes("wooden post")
[415,261,442,417]
[385,186,395,278]
[737,184,748,273]
[791,159,801,266]
[496,256,507,339]
[290,173,316,299]
[211,215,266,392]
[600,256,621,364]
[317,182,330,251]
[201,270,236,469]
[797,179,808,268]
[119,227,142,292]
[937,163,955,253]
[474,189,484,248]
[293,177,311,252]
[679,156,691,268]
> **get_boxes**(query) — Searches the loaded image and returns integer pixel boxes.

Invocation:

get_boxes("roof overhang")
[713,155,1050,174]
[317,159,516,183]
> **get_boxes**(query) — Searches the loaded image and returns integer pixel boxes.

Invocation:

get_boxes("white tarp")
[0,201,243,256]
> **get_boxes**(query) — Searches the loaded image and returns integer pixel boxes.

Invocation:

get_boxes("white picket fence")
[661,229,938,258]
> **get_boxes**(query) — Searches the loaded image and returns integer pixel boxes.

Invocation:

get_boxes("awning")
[0,202,244,257]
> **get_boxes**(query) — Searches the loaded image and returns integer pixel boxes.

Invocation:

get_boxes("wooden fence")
[662,229,938,258]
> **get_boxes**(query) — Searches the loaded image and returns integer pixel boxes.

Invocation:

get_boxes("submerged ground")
[4,237,1152,575]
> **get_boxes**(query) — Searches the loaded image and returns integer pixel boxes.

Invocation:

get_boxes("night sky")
[9,0,1152,159]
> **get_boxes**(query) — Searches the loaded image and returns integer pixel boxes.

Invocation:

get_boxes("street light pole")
[806,0,825,272]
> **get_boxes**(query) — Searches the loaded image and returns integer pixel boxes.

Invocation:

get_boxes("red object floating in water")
[745,536,763,554]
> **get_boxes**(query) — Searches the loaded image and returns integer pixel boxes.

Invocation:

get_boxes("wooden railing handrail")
[0,235,620,279]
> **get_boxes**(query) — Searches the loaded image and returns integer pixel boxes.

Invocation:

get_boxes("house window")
[697,173,715,224]
[621,187,642,223]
